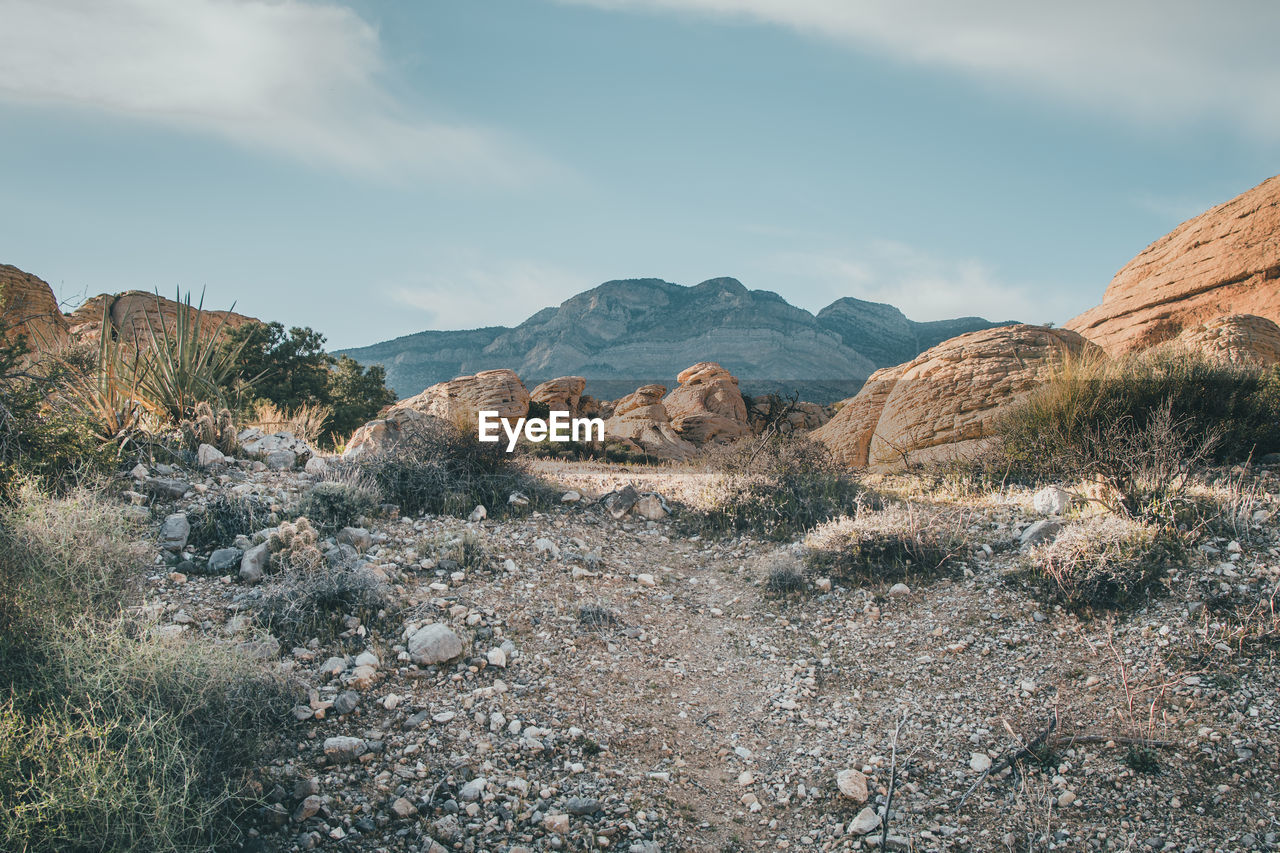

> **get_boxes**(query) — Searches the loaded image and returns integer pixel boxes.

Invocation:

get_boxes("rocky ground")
[131,455,1280,853]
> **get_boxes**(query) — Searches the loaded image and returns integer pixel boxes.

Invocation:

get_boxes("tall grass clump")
[0,486,296,852]
[999,349,1280,477]
[298,476,382,534]
[357,416,552,518]
[688,433,863,540]
[802,503,965,585]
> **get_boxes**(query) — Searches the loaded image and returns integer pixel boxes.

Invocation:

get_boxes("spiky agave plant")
[135,289,254,424]
[59,302,149,446]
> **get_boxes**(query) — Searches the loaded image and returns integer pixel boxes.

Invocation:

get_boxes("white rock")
[633,495,667,520]
[323,736,366,762]
[196,443,226,467]
[486,648,508,668]
[561,490,581,503]
[836,768,869,802]
[304,455,328,475]
[469,505,487,522]
[887,582,911,597]
[534,537,560,559]
[239,542,269,584]
[265,449,297,470]
[636,573,657,587]
[970,752,992,772]
[407,623,463,665]
[543,813,569,834]
[1020,519,1062,550]
[458,777,487,802]
[847,806,881,835]
[354,650,379,668]
[1032,485,1073,515]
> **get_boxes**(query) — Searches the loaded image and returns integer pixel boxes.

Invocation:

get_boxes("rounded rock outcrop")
[662,361,751,446]
[813,325,1094,468]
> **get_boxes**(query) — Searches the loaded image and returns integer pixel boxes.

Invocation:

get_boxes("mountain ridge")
[338,277,1017,402]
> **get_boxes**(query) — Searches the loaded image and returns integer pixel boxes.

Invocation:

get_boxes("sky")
[2,1,1278,349]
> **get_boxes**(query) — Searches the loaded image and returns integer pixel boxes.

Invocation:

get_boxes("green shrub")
[187,493,270,551]
[357,416,552,518]
[688,433,862,540]
[1015,515,1181,611]
[0,487,296,853]
[999,349,1280,481]
[802,504,964,585]
[298,478,381,533]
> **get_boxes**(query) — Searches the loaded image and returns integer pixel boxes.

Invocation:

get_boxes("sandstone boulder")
[604,384,697,461]
[67,289,255,345]
[344,406,435,460]
[744,395,831,435]
[396,369,529,429]
[813,325,1093,468]
[1171,313,1280,367]
[0,265,68,352]
[1067,175,1280,354]
[530,376,586,414]
[662,362,751,446]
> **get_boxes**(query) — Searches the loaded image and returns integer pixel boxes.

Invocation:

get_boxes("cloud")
[768,239,1083,325]
[384,260,583,330]
[560,0,1280,138]
[0,0,545,180]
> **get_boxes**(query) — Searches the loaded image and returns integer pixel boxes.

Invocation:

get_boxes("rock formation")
[1067,175,1280,354]
[743,395,831,435]
[68,290,255,344]
[1171,314,1280,367]
[395,369,530,428]
[662,362,751,446]
[0,264,69,351]
[530,376,587,415]
[813,325,1093,468]
[343,407,437,460]
[603,384,697,461]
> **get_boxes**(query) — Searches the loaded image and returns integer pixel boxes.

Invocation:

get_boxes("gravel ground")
[135,458,1280,852]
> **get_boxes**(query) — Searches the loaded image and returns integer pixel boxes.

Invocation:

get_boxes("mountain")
[338,277,1015,403]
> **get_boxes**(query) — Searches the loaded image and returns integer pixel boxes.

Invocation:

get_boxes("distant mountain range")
[337,277,1015,403]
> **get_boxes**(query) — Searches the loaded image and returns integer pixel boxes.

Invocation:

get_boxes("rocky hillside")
[338,278,1012,402]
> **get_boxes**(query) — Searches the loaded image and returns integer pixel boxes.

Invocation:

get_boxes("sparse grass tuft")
[803,503,964,585]
[687,433,863,541]
[1016,515,1181,611]
[762,554,807,596]
[358,416,553,518]
[251,558,390,648]
[187,492,270,551]
[298,477,381,534]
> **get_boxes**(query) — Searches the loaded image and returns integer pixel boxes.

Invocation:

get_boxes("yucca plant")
[59,303,149,446]
[136,290,255,425]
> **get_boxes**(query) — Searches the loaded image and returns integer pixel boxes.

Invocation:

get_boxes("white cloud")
[768,239,1082,325]
[561,0,1280,137]
[0,0,546,180]
[384,260,583,330]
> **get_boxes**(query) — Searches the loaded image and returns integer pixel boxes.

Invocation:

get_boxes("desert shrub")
[578,604,618,631]
[0,340,116,501]
[0,485,146,626]
[218,322,395,447]
[762,553,807,596]
[357,417,552,518]
[1015,515,1181,611]
[432,529,493,573]
[187,493,270,550]
[251,559,389,648]
[298,478,381,534]
[999,349,1280,480]
[803,504,964,585]
[689,433,863,540]
[0,487,296,852]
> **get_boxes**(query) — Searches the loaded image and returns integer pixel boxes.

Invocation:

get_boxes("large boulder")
[344,406,436,460]
[0,265,69,352]
[238,428,317,462]
[530,376,586,415]
[604,384,697,461]
[396,369,529,429]
[813,325,1093,468]
[1171,313,1280,367]
[67,289,255,345]
[1067,175,1280,355]
[744,395,831,435]
[662,362,751,446]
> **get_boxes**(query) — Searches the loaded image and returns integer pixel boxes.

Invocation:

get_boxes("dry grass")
[1017,515,1181,611]
[247,398,333,448]
[802,503,966,585]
